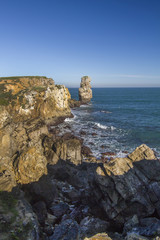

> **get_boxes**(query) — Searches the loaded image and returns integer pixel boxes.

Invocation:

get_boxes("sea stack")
[79,76,92,103]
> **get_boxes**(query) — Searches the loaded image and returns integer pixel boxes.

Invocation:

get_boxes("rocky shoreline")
[0,76,160,240]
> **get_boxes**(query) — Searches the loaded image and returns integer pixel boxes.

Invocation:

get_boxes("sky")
[0,0,160,87]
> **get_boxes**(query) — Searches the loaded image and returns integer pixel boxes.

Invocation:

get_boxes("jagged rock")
[80,216,110,238]
[128,144,157,161]
[50,202,69,219]
[49,135,82,165]
[0,190,39,240]
[49,219,80,240]
[0,76,72,191]
[79,76,92,103]
[69,99,81,108]
[125,233,149,240]
[94,144,160,226]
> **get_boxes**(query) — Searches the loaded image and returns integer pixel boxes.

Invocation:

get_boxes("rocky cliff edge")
[0,76,71,190]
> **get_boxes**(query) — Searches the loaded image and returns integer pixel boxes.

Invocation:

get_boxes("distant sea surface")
[66,88,160,158]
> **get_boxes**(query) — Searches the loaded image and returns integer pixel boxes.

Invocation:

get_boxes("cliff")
[0,76,71,191]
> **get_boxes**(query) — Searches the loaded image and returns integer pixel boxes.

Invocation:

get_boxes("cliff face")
[0,76,71,191]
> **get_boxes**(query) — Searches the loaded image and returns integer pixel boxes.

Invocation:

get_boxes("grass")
[31,86,47,92]
[0,76,47,80]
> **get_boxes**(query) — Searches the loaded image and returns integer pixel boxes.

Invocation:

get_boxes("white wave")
[65,114,77,122]
[95,122,116,131]
[100,110,112,114]
[111,126,116,131]
[80,105,87,108]
[95,123,109,130]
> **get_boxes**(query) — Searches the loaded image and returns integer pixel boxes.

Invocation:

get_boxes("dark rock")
[101,152,116,156]
[82,146,92,157]
[80,216,110,238]
[49,219,80,240]
[50,202,69,219]
[22,175,57,206]
[79,130,87,135]
[69,99,81,108]
[33,201,47,225]
[92,133,97,136]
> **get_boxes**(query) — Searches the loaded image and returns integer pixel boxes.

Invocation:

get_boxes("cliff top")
[0,76,55,106]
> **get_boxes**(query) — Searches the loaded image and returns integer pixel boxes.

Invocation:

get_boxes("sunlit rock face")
[0,76,72,190]
[79,76,92,103]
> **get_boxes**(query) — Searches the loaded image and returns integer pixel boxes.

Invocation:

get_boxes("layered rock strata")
[79,76,92,103]
[0,76,71,190]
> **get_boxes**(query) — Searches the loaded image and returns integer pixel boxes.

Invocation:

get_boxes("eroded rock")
[79,76,92,103]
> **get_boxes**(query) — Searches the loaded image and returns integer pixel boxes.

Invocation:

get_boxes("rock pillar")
[79,76,92,103]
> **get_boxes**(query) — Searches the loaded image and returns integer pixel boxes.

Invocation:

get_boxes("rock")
[50,202,69,219]
[79,76,92,103]
[101,152,116,156]
[132,221,160,237]
[14,146,48,185]
[125,233,149,240]
[82,146,92,157]
[33,201,47,225]
[49,219,80,240]
[80,130,87,135]
[94,145,160,225]
[92,133,97,136]
[128,144,156,161]
[0,190,39,240]
[51,135,82,165]
[22,175,57,206]
[84,233,112,240]
[46,213,57,225]
[69,99,81,108]
[0,76,72,191]
[123,215,139,234]
[80,216,110,238]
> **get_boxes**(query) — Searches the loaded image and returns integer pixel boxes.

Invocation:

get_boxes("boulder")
[128,144,157,161]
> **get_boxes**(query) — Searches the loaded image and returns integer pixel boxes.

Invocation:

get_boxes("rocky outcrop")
[43,133,82,166]
[95,144,159,226]
[0,190,39,240]
[0,76,72,190]
[79,76,92,103]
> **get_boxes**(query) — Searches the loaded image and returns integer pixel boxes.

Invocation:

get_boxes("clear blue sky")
[0,0,160,87]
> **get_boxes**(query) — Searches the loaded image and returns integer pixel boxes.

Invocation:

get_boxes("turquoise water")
[68,88,160,157]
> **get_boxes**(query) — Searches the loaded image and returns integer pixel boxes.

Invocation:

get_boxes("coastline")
[0,77,160,240]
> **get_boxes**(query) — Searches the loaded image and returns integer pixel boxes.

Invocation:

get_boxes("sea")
[63,88,160,159]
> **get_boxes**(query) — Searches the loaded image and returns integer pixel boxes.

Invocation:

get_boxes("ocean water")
[65,88,160,158]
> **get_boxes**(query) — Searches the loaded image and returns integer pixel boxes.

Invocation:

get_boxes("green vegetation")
[0,76,47,80]
[31,86,47,92]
